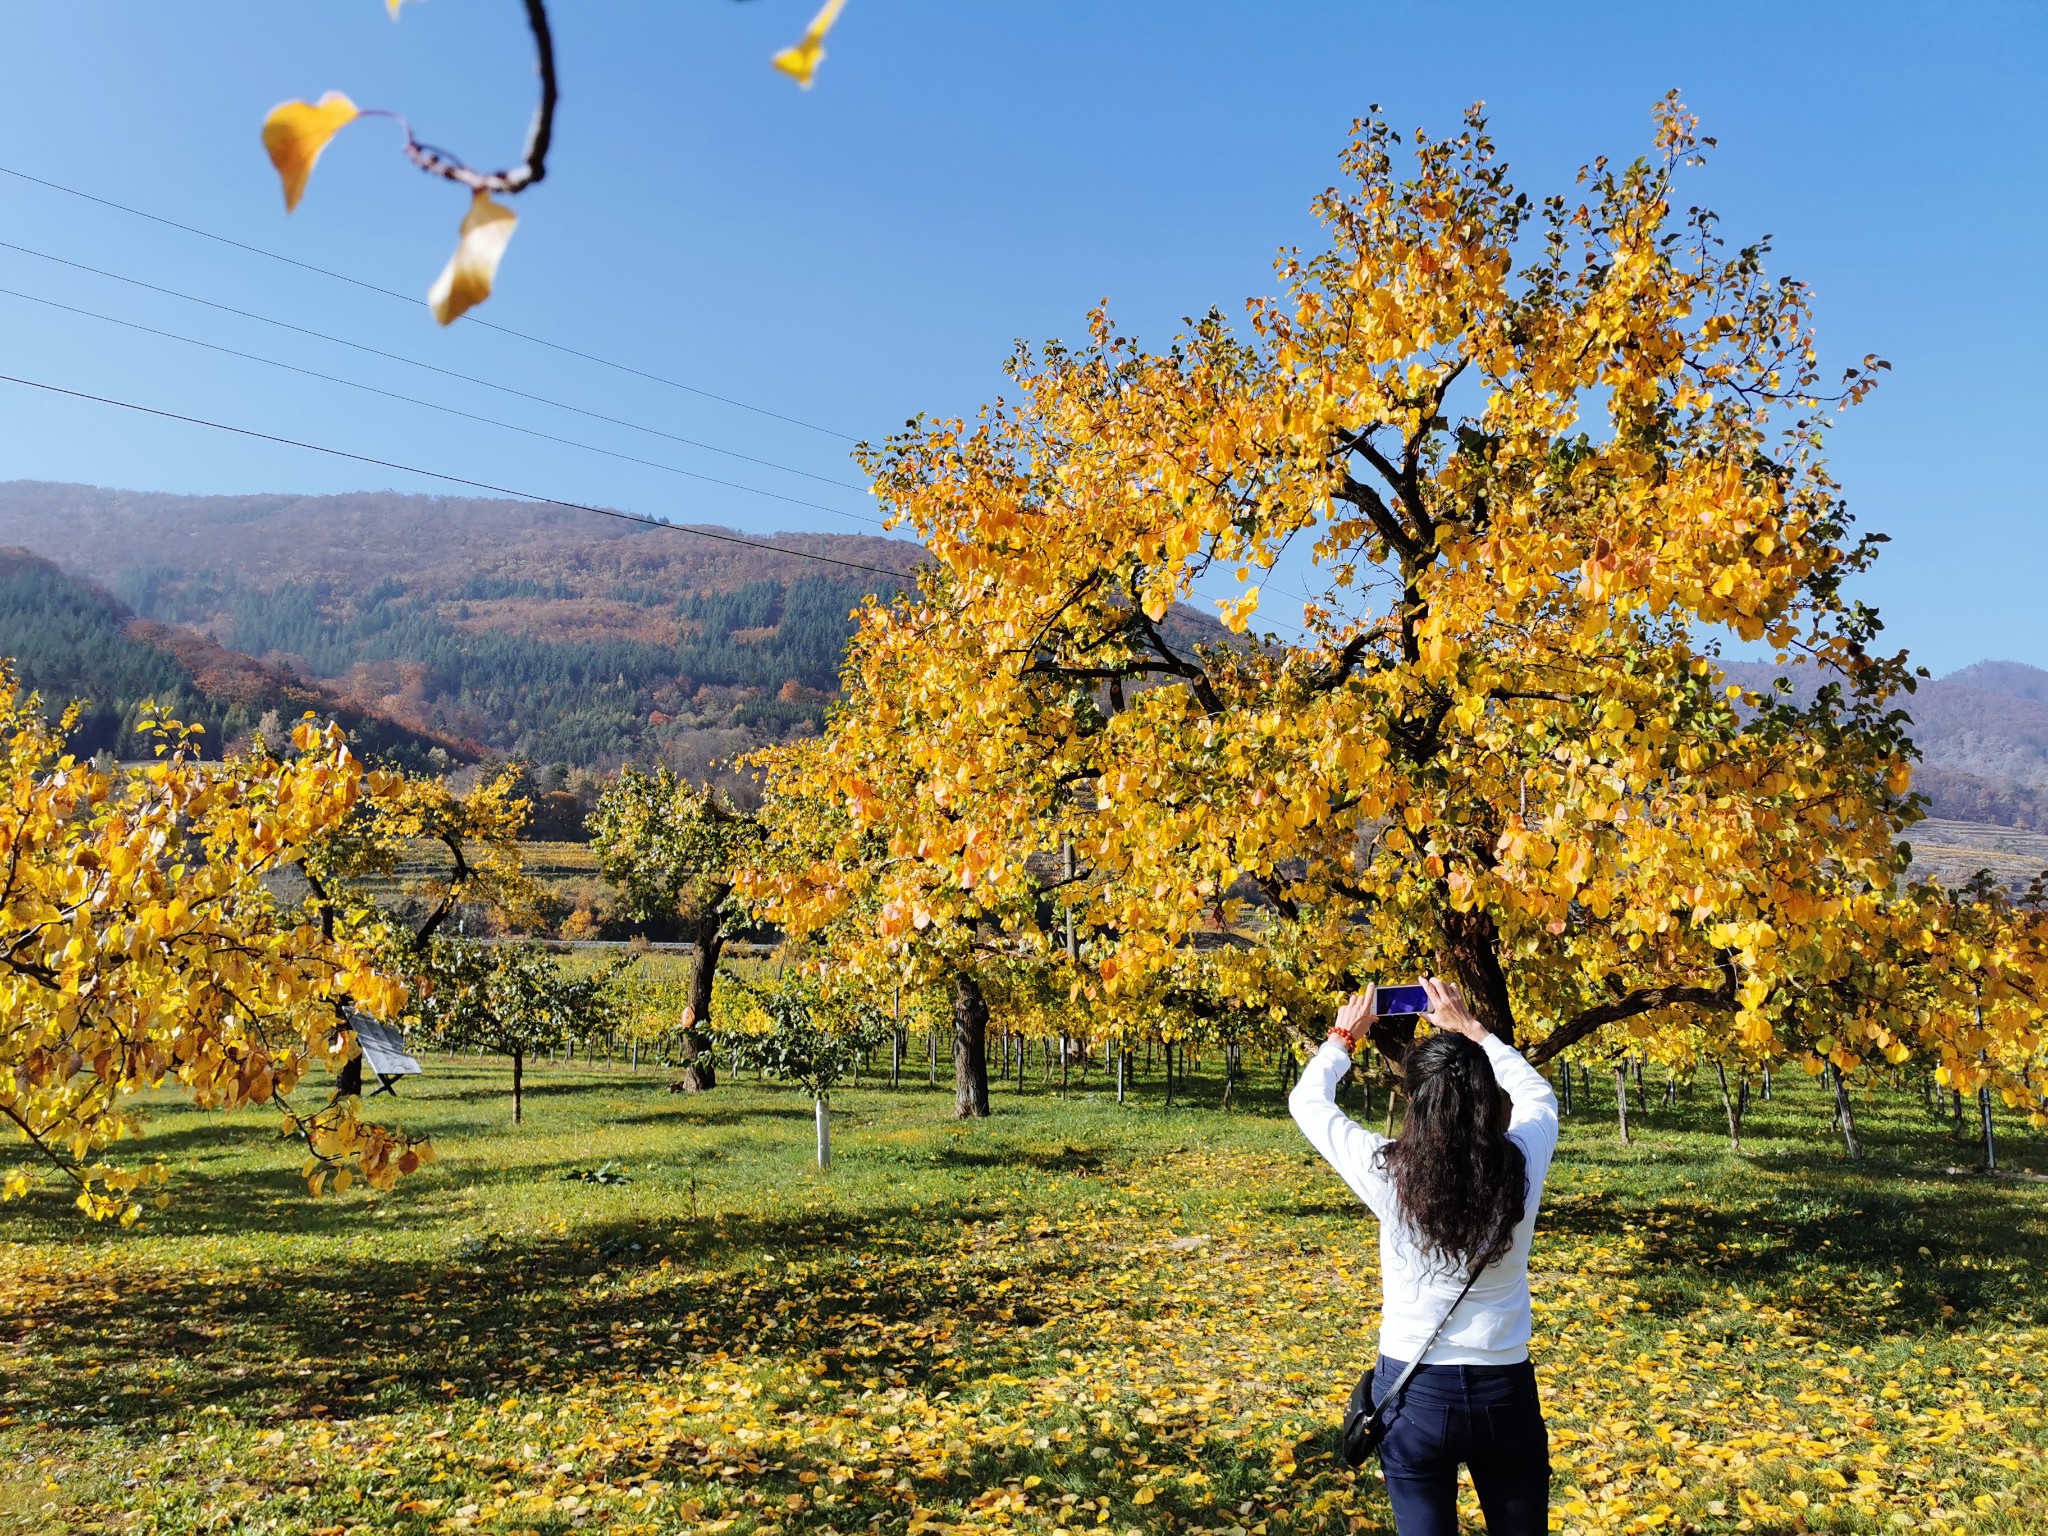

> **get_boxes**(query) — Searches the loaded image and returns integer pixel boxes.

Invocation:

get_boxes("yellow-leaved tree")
[0,666,430,1221]
[743,98,2048,1122]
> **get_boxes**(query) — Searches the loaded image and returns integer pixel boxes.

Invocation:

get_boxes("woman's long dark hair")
[1378,1034,1528,1271]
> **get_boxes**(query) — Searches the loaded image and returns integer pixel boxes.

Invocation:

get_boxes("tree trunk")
[678,915,723,1091]
[928,1028,938,1088]
[815,1093,831,1169]
[1558,1064,1572,1116]
[1436,904,1517,1045]
[1117,1049,1127,1104]
[1714,1060,1742,1151]
[952,972,991,1119]
[335,1049,364,1101]
[1164,1040,1176,1108]
[1979,1084,1997,1170]
[1833,1068,1862,1160]
[512,1046,524,1126]
[1613,1063,1630,1145]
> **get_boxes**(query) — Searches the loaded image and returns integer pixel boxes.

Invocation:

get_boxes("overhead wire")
[0,238,868,495]
[0,282,888,529]
[0,371,915,580]
[0,160,857,442]
[0,165,1344,645]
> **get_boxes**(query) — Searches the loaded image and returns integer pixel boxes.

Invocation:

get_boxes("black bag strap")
[1364,1261,1486,1428]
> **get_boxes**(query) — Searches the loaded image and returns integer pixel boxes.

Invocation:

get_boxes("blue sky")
[0,2,2041,674]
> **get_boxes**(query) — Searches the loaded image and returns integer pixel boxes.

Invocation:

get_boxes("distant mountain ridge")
[7,480,2043,826]
[0,480,923,771]
[1719,658,2048,829]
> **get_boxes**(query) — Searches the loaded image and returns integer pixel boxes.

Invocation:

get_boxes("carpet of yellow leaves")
[1,1092,2042,1536]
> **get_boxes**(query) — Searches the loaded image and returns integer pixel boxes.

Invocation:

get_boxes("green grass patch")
[0,1059,2042,1535]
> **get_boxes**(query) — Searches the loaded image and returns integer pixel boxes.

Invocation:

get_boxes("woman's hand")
[1421,976,1490,1043]
[1331,986,1378,1051]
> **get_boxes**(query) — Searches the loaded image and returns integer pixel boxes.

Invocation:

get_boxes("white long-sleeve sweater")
[1289,1034,1559,1365]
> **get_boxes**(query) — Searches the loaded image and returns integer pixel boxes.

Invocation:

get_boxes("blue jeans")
[1370,1358,1549,1536]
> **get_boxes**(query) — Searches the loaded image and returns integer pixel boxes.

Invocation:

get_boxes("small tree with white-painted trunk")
[726,971,891,1169]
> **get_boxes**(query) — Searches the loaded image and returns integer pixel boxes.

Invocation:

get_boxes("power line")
[0,160,857,442]
[0,371,915,580]
[0,238,867,495]
[0,283,887,530]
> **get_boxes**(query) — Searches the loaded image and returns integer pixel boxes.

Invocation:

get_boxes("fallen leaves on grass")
[0,1152,2042,1535]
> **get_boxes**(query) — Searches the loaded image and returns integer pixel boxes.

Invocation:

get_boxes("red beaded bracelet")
[1328,1026,1358,1051]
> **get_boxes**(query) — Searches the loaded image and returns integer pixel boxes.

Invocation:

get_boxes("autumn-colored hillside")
[0,480,925,770]
[0,481,1239,776]
[0,545,473,765]
[0,480,920,621]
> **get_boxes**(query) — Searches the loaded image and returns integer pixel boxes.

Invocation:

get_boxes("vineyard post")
[890,986,901,1088]
[1832,1067,1863,1161]
[1614,1063,1630,1145]
[1714,1059,1742,1152]
[1978,1033,1998,1170]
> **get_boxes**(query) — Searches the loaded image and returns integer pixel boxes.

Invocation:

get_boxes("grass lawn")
[0,1054,2043,1536]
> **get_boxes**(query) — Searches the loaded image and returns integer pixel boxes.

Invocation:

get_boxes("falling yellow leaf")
[427,190,518,326]
[261,92,360,212]
[772,0,847,88]
[386,0,410,16]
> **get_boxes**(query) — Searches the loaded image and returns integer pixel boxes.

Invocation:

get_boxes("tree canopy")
[741,99,2047,1119]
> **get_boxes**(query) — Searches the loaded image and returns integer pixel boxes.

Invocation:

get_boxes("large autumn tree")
[746,98,2048,1111]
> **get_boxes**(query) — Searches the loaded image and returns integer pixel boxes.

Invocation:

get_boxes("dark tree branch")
[1526,956,1740,1066]
[1334,469,1422,561]
[394,0,557,195]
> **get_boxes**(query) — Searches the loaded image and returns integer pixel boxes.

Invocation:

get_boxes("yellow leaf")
[262,92,360,212]
[772,0,847,88]
[427,190,518,326]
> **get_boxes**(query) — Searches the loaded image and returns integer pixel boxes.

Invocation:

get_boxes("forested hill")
[0,547,469,766]
[0,480,928,771]
[1723,659,2048,831]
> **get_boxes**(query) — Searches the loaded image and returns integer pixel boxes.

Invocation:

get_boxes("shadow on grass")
[1533,1166,2047,1338]
[600,1106,819,1129]
[922,1142,1113,1175]
[0,1200,1090,1438]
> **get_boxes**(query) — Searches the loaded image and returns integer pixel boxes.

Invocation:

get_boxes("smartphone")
[1374,983,1430,1017]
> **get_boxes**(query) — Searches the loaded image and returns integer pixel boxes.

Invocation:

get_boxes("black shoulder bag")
[1340,1264,1484,1467]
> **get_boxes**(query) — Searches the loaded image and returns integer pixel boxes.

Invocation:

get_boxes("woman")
[1289,978,1559,1536]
